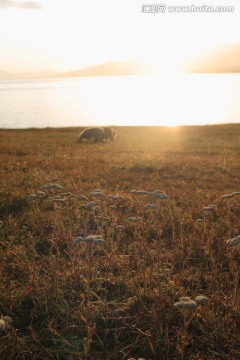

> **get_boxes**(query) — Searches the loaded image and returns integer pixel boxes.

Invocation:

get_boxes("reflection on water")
[0,73,239,128]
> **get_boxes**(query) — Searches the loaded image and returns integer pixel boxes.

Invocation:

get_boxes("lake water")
[0,73,239,128]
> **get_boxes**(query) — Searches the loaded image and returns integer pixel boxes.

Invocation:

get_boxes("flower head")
[73,235,106,245]
[174,297,197,310]
[195,295,209,305]
[130,190,149,195]
[27,194,39,201]
[0,316,13,331]
[127,216,141,222]
[89,190,103,198]
[143,204,157,211]
[73,236,85,244]
[226,235,240,247]
[151,191,168,199]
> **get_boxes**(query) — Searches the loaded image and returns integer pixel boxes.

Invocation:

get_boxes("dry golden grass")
[0,125,240,359]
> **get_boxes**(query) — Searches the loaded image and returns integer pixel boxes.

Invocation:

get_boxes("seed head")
[203,204,216,212]
[227,235,240,247]
[151,192,168,199]
[143,204,157,211]
[221,194,233,199]
[92,239,107,245]
[0,316,13,331]
[77,194,89,201]
[27,194,39,201]
[41,183,63,190]
[195,295,209,305]
[89,191,103,198]
[174,297,197,309]
[73,235,106,245]
[128,216,141,222]
[130,190,149,195]
[81,202,99,209]
[108,205,117,210]
[73,236,85,244]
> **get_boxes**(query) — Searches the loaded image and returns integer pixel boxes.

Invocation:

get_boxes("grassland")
[0,125,240,360]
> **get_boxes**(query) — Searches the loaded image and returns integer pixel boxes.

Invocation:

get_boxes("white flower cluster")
[130,189,168,199]
[89,189,103,198]
[41,183,64,190]
[226,235,240,247]
[174,295,209,309]
[221,191,240,199]
[203,204,216,215]
[0,316,13,331]
[73,235,106,245]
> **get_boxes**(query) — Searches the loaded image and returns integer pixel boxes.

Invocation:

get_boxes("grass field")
[0,125,240,359]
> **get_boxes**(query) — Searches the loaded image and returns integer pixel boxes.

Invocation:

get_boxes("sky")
[0,0,240,73]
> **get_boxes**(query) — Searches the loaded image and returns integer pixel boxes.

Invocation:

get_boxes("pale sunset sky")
[0,0,240,73]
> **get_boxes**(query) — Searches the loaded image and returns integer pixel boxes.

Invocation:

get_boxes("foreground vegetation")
[0,125,240,359]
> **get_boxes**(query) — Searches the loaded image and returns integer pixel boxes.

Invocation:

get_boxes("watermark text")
[141,4,235,13]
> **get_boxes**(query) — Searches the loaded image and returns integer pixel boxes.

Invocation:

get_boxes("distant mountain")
[54,61,153,78]
[0,70,57,81]
[187,44,240,73]
[0,61,153,81]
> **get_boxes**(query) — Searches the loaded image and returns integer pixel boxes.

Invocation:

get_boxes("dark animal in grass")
[102,127,116,141]
[77,127,116,143]
[77,127,105,143]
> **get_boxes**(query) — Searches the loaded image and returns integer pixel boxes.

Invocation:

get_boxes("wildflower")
[151,191,168,199]
[179,296,191,302]
[92,238,107,245]
[116,225,125,230]
[231,191,240,196]
[81,202,99,209]
[195,295,209,305]
[107,194,124,201]
[130,190,149,195]
[108,205,117,210]
[220,194,233,199]
[174,297,197,309]
[73,236,85,244]
[226,235,240,247]
[27,194,39,201]
[41,183,63,190]
[60,192,74,197]
[107,195,114,200]
[127,216,141,222]
[52,198,67,204]
[89,191,103,198]
[143,204,157,211]
[0,316,13,331]
[151,189,165,194]
[221,191,240,199]
[77,194,89,201]
[203,205,216,212]
[203,204,217,216]
[114,195,124,200]
[36,191,47,198]
[85,235,104,242]
[96,216,110,222]
[74,235,106,245]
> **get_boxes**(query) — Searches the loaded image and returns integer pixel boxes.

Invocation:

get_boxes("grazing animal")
[77,127,116,143]
[77,127,105,143]
[102,127,116,141]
